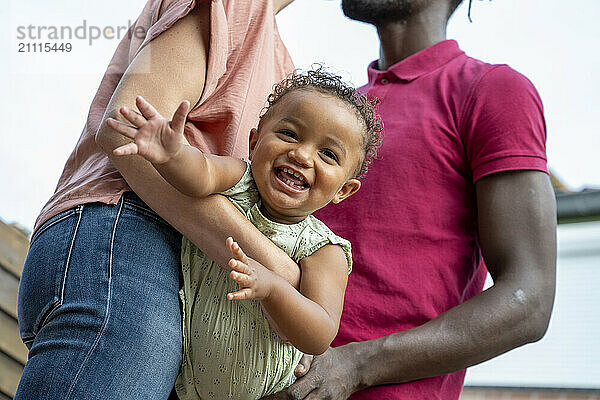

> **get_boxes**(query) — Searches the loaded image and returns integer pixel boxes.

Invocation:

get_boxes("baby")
[107,69,383,399]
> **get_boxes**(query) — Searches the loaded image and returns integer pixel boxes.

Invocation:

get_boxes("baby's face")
[250,89,363,224]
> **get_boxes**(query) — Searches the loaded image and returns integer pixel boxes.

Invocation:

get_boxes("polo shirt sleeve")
[461,65,548,183]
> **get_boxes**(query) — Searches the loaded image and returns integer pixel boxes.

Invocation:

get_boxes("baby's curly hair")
[259,66,383,178]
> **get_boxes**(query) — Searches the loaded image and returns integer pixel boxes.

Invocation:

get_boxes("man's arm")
[264,170,556,399]
[95,4,300,286]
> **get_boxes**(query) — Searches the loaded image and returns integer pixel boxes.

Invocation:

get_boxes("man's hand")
[107,96,190,164]
[226,237,282,301]
[261,345,363,400]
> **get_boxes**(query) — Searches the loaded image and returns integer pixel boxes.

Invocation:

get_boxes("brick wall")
[460,386,600,400]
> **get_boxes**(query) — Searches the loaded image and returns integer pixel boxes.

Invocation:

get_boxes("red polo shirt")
[314,40,548,399]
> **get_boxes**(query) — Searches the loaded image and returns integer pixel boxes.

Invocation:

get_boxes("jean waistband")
[121,191,157,214]
[121,190,146,206]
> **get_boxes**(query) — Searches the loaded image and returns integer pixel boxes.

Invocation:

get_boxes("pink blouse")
[34,0,294,232]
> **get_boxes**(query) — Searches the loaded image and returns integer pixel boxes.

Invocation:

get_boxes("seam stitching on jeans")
[122,199,155,215]
[36,302,61,337]
[59,206,83,304]
[33,206,84,337]
[65,202,120,400]
[123,200,171,227]
[22,336,35,344]
[29,209,76,246]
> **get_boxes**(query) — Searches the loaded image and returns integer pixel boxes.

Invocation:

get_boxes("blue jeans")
[16,192,183,400]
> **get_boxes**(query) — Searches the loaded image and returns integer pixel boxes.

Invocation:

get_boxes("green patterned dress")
[174,163,352,400]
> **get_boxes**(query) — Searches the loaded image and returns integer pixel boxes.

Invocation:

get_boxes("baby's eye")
[277,130,297,141]
[320,149,338,162]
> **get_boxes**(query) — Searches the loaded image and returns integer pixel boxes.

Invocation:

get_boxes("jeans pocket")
[18,206,83,346]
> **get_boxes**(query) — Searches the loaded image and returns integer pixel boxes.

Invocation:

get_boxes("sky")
[0,0,599,388]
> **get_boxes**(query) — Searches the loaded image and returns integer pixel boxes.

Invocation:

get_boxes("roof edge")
[556,191,600,224]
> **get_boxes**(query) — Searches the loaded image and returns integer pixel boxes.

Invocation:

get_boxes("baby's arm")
[107,96,246,197]
[226,238,348,355]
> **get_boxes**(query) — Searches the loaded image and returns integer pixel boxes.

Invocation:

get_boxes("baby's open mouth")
[275,167,309,190]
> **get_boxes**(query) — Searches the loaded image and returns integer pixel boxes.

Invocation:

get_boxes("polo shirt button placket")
[369,75,392,100]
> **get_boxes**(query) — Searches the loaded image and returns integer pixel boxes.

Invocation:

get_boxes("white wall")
[466,221,600,388]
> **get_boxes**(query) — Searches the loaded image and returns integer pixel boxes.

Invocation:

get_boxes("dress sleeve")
[294,217,353,274]
[460,65,548,183]
[220,161,259,213]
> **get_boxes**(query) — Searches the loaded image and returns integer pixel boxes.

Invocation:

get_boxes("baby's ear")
[249,128,259,156]
[332,179,361,204]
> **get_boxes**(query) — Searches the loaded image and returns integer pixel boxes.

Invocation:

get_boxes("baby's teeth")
[283,167,299,178]
[279,167,306,188]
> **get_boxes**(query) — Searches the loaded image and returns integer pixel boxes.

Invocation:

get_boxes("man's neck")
[375,6,449,70]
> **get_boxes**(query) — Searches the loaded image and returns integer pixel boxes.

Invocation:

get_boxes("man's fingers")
[283,376,318,400]
[170,100,190,133]
[260,359,320,399]
[113,142,139,157]
[294,354,314,377]
[135,96,159,119]
[106,118,137,139]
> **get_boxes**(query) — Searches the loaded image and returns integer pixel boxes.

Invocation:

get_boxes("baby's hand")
[226,237,277,301]
[107,96,190,164]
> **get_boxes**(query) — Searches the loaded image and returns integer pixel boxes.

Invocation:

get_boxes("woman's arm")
[226,239,349,355]
[274,0,295,13]
[109,96,247,198]
[95,4,300,286]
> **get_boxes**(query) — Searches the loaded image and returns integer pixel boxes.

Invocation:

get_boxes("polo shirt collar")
[367,40,464,83]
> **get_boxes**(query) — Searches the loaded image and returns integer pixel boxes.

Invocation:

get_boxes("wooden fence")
[0,220,29,399]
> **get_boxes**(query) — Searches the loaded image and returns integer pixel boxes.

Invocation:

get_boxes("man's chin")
[341,0,411,25]
[341,0,378,24]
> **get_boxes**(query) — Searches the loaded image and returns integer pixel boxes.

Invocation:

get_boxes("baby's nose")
[288,146,313,167]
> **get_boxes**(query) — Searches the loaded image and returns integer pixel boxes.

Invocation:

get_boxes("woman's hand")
[107,96,190,164]
[226,237,281,301]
